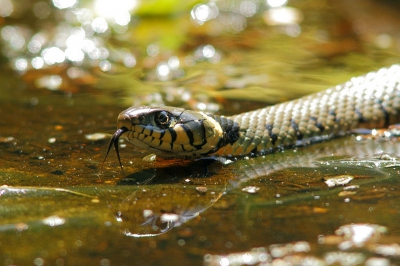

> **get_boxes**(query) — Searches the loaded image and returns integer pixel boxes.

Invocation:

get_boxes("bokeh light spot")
[33,2,51,19]
[14,58,28,71]
[99,60,111,72]
[52,0,77,9]
[266,0,287,8]
[36,75,63,90]
[32,57,44,69]
[123,54,136,68]
[91,17,108,33]
[0,0,13,17]
[41,47,65,65]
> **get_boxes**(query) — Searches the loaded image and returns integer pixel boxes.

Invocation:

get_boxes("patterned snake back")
[215,65,400,157]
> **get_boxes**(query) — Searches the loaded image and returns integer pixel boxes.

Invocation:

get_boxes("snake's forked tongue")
[102,127,129,173]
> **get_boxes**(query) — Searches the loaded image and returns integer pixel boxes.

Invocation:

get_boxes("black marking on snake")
[316,122,325,132]
[251,147,257,156]
[160,129,166,139]
[290,119,303,140]
[148,128,154,136]
[194,120,207,150]
[180,124,194,145]
[310,116,325,132]
[329,109,338,123]
[225,121,240,144]
[167,128,177,149]
[212,115,240,145]
[355,108,366,123]
[376,99,390,127]
[144,136,154,143]
[157,139,163,147]
[266,124,277,145]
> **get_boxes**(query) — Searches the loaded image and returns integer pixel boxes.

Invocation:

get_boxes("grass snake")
[104,64,400,168]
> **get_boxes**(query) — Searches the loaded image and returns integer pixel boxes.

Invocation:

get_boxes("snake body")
[104,65,400,165]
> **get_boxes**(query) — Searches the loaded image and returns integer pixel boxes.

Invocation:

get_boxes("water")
[1,0,400,265]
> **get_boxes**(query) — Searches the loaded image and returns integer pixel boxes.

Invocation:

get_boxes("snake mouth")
[125,128,180,156]
[102,126,129,173]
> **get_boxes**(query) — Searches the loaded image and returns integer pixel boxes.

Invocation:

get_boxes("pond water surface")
[1,0,400,265]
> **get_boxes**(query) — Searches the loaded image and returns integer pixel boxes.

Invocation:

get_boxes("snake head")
[113,106,224,159]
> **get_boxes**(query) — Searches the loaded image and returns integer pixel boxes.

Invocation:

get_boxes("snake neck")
[210,115,241,150]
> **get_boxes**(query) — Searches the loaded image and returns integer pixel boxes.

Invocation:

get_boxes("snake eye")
[155,111,171,128]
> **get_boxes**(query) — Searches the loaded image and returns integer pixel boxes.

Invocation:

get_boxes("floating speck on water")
[42,215,65,227]
[196,186,207,193]
[0,136,14,143]
[85,133,108,141]
[15,223,28,231]
[242,186,260,194]
[143,209,153,219]
[343,185,359,190]
[48,137,56,143]
[142,154,156,162]
[91,198,100,203]
[379,153,397,161]
[324,175,354,188]
[338,191,356,197]
[160,213,179,223]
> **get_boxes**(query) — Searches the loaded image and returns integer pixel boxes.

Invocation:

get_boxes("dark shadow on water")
[117,158,224,185]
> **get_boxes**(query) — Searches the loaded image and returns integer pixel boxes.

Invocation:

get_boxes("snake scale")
[104,64,400,168]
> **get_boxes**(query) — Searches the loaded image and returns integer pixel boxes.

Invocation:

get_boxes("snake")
[103,64,400,170]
